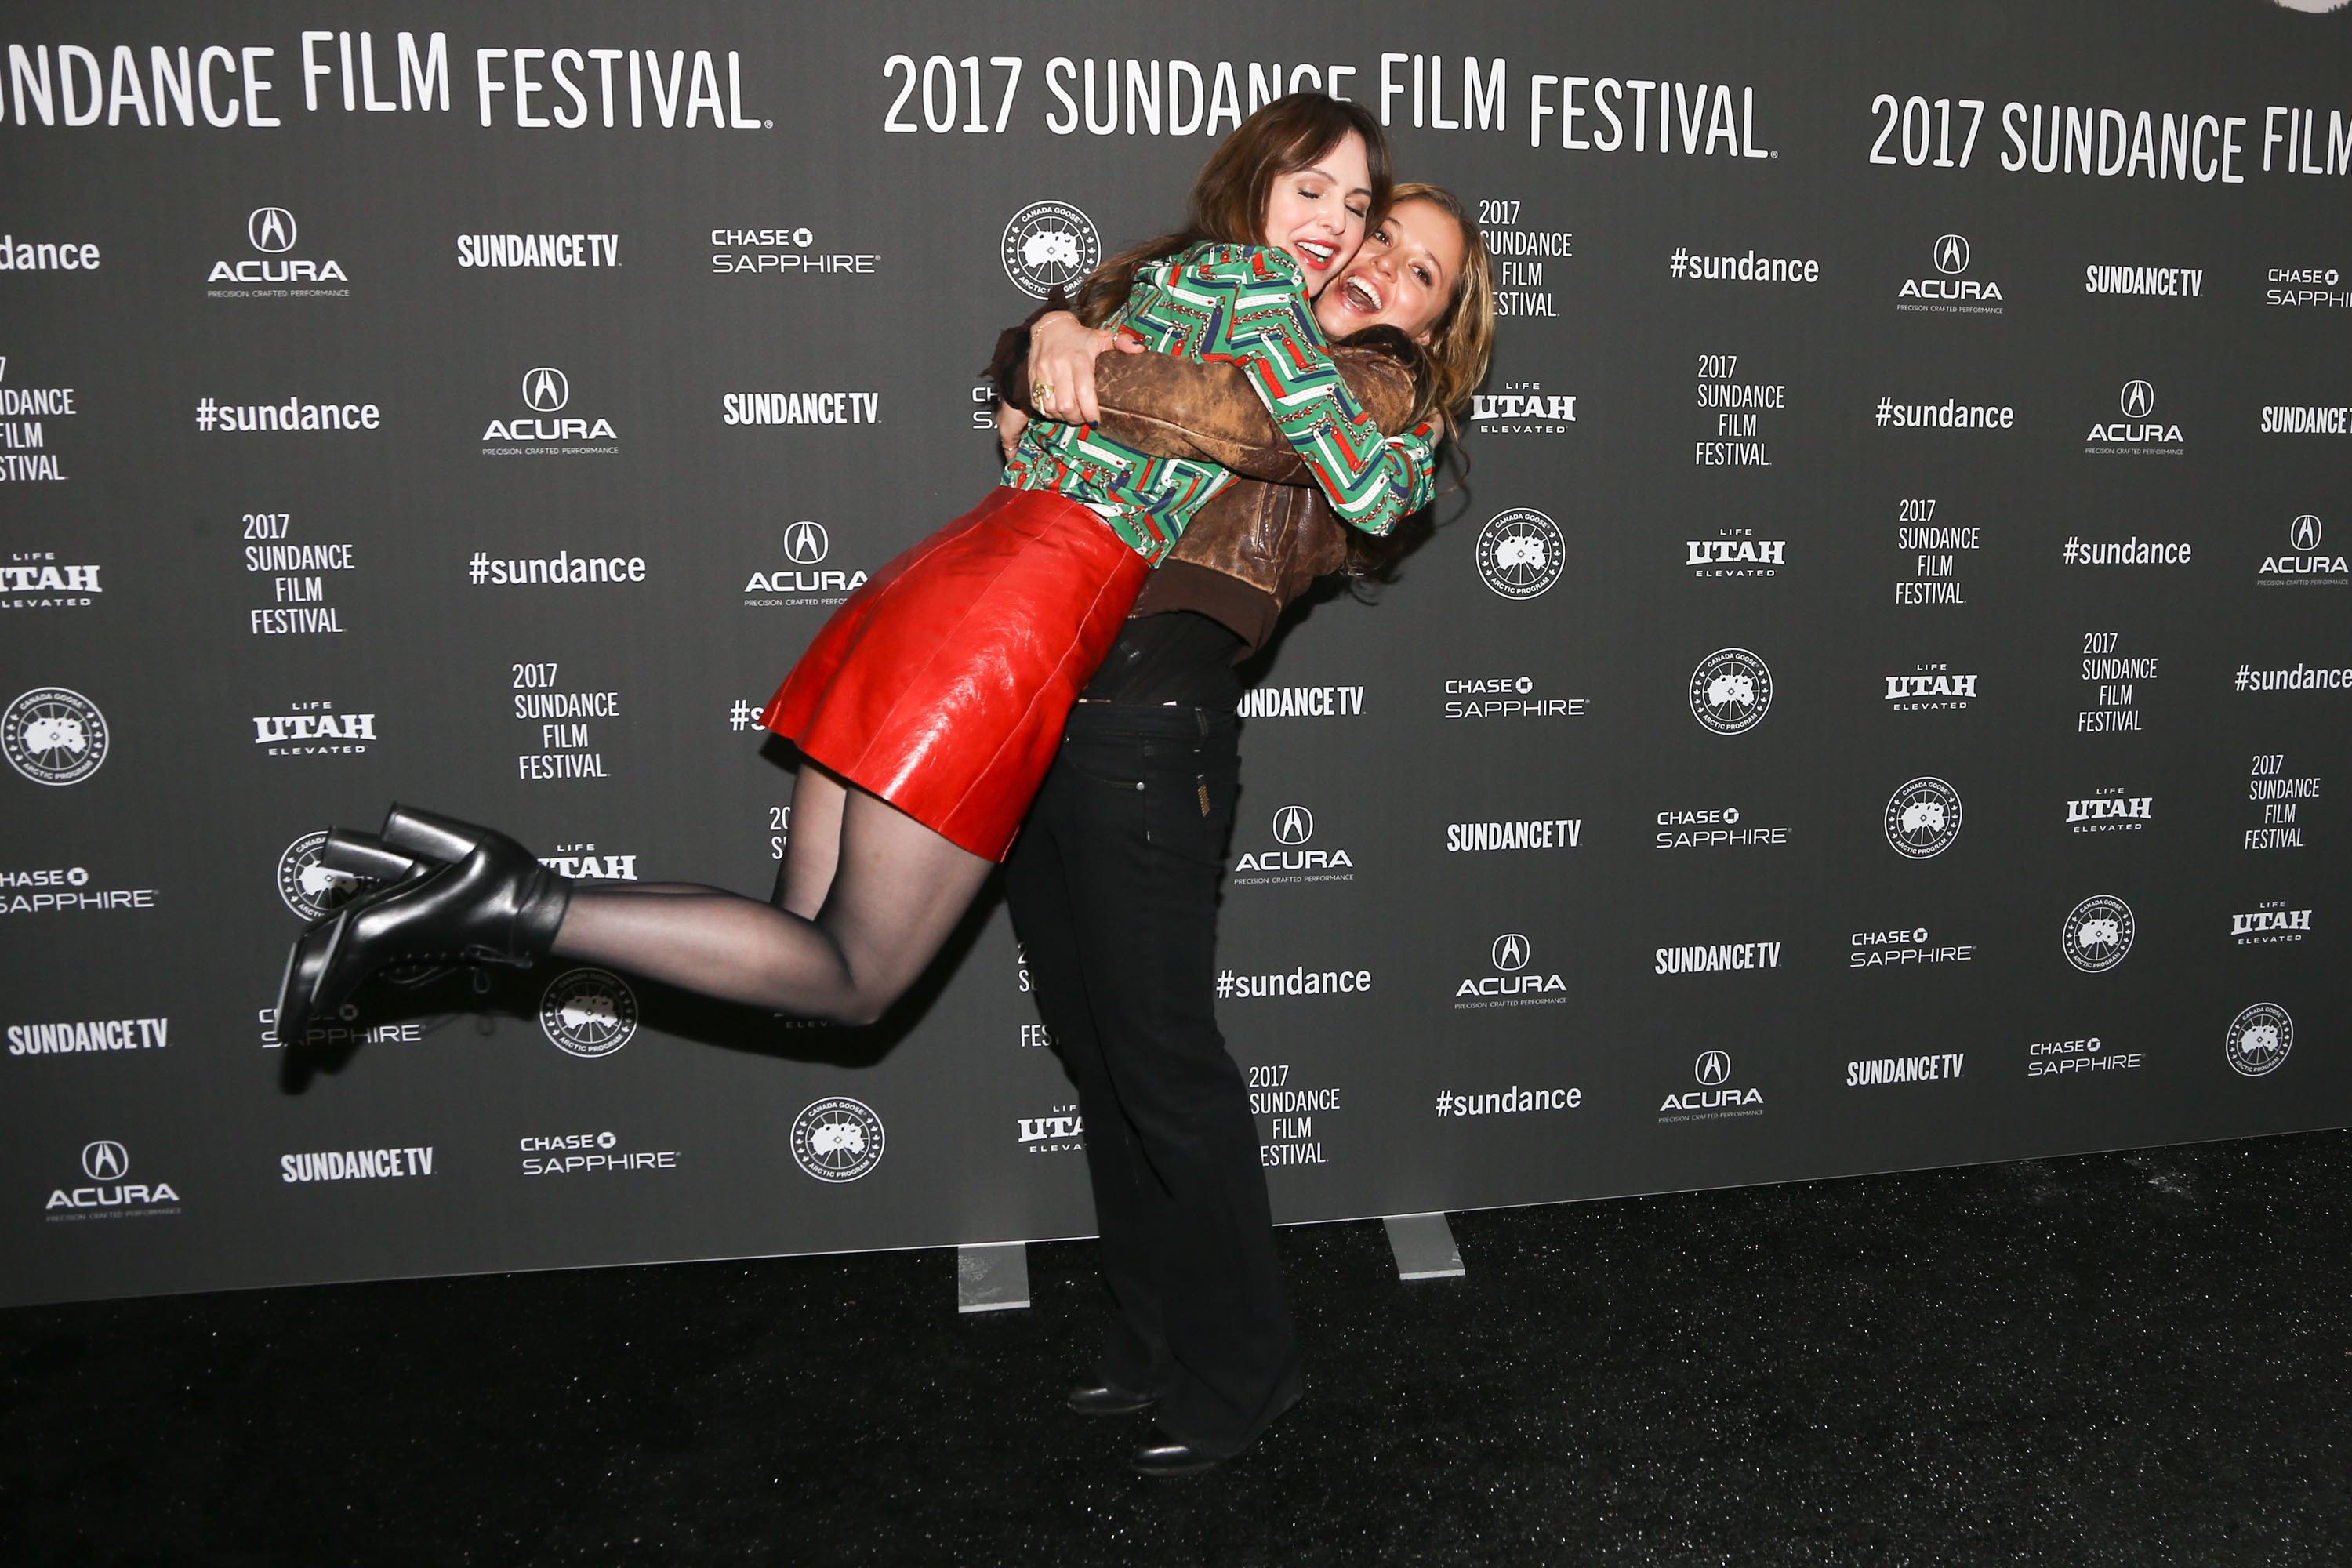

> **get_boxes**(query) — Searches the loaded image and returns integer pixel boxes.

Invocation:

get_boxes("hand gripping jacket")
[992,314,1425,657]
[1001,245,1436,562]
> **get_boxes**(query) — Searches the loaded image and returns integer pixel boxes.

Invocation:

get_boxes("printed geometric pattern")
[1005,244,1436,564]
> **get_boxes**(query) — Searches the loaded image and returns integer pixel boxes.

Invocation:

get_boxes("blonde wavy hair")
[1385,183,1496,437]
[1336,183,1496,583]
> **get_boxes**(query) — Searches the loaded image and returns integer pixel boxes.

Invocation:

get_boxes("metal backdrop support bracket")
[956,1240,1031,1312]
[1382,1212,1465,1280]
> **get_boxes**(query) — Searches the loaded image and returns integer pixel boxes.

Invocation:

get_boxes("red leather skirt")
[760,487,1149,862]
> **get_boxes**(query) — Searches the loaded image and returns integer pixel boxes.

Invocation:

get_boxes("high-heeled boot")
[274,830,435,1047]
[306,811,572,1023]
[377,803,486,867]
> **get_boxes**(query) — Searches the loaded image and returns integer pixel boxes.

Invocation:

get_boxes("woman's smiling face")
[1258,131,1373,295]
[1314,198,1465,343]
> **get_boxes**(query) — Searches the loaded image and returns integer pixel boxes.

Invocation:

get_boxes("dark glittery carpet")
[5,1132,2349,1566]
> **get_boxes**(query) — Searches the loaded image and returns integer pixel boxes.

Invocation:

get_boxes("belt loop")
[1195,707,1210,739]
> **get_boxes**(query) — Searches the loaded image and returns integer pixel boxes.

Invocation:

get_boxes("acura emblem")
[521,367,570,412]
[782,521,830,564]
[248,207,296,253]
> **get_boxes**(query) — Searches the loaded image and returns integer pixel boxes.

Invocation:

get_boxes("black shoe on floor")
[1130,1380,1300,1477]
[1131,1432,1230,1478]
[1066,1382,1159,1416]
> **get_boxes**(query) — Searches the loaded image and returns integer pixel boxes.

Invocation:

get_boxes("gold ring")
[1033,379,1052,405]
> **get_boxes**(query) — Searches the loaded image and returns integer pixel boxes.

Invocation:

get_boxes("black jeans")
[1002,701,1300,1454]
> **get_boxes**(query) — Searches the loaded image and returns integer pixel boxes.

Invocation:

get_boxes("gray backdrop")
[3,0,2348,1308]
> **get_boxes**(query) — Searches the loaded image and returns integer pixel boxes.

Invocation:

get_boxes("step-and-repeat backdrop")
[4,0,2347,1307]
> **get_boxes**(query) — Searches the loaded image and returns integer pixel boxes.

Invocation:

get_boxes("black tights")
[547,768,993,1025]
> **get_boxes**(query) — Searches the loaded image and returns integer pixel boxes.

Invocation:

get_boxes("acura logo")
[1933,234,1969,274]
[1693,1050,1731,1087]
[248,207,296,253]
[1491,933,1529,971]
[2119,380,2155,419]
[2292,514,2324,551]
[1272,805,1314,845]
[81,1139,128,1180]
[782,521,830,564]
[522,367,570,412]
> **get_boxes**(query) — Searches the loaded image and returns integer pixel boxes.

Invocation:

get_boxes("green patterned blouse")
[1003,244,1436,563]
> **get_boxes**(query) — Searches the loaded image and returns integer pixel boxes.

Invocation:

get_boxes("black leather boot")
[307,815,572,1022]
[274,831,432,1050]
[378,803,485,867]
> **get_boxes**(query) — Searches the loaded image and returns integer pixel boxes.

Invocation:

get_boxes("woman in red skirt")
[276,93,1436,1041]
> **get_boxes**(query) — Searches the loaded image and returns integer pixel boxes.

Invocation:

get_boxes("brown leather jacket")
[993,325,1421,657]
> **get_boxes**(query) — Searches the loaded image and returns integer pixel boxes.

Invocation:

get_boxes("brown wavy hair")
[1073,93,1392,326]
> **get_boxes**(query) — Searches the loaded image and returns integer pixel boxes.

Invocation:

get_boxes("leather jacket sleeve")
[989,315,1422,485]
[1088,336,1419,482]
